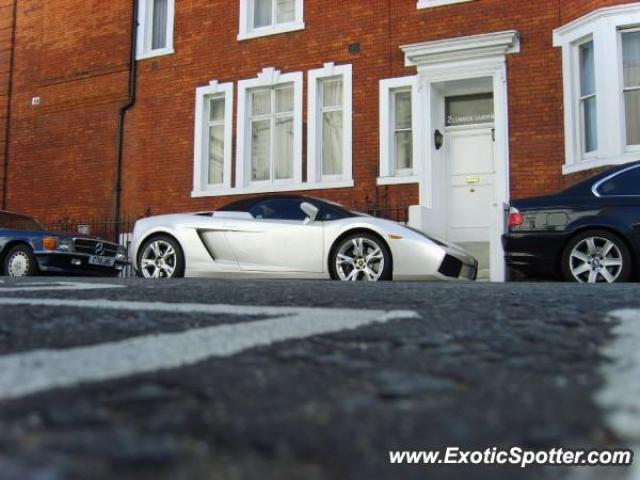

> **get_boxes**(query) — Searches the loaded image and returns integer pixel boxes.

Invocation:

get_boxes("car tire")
[330,232,392,281]
[3,244,38,277]
[561,230,632,283]
[137,235,185,279]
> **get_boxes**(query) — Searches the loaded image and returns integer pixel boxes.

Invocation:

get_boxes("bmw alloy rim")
[140,240,177,278]
[569,237,623,283]
[8,251,30,277]
[336,238,384,281]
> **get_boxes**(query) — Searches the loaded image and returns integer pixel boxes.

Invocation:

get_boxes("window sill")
[377,175,419,186]
[417,0,473,9]
[191,179,354,198]
[136,47,175,61]
[237,22,305,41]
[562,154,640,175]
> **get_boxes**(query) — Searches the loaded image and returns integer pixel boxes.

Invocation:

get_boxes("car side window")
[249,198,307,221]
[598,167,640,196]
[318,205,344,221]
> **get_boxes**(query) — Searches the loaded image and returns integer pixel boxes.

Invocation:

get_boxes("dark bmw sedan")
[0,211,128,277]
[503,161,640,283]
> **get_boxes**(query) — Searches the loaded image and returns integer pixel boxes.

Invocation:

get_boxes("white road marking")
[0,281,123,292]
[0,298,418,400]
[595,309,640,480]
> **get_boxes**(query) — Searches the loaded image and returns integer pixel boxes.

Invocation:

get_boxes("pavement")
[0,277,639,480]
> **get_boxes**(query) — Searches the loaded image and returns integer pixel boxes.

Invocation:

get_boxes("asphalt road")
[0,277,639,480]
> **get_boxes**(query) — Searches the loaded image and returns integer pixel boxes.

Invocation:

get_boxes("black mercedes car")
[503,161,640,283]
[0,211,128,277]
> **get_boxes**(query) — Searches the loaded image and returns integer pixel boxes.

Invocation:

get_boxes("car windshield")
[0,212,43,230]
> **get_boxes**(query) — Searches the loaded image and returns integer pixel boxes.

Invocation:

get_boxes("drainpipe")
[2,0,18,210]
[113,0,139,241]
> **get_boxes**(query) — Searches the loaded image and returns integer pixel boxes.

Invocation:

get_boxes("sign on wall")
[446,94,495,127]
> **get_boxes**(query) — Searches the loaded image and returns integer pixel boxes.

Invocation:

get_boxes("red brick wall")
[2,0,131,219]
[3,0,638,221]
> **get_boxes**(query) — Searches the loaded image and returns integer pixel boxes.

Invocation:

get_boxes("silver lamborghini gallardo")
[131,195,478,281]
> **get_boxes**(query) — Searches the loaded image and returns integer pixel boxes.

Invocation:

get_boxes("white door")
[224,219,324,272]
[445,126,495,243]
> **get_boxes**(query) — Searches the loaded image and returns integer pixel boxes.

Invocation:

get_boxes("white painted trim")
[136,0,175,60]
[307,62,353,185]
[562,154,640,175]
[417,0,473,9]
[401,30,519,67]
[237,21,305,41]
[379,76,419,179]
[405,32,514,282]
[377,175,419,186]
[192,80,234,197]
[553,3,640,174]
[238,0,305,41]
[191,179,355,198]
[553,2,640,43]
[236,68,303,189]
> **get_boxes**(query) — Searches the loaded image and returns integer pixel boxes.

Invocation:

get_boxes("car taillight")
[508,207,523,229]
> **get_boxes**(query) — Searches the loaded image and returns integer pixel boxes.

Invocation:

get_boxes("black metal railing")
[42,215,140,278]
[361,204,409,224]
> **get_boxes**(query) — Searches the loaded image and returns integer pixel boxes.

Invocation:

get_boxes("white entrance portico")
[402,30,520,282]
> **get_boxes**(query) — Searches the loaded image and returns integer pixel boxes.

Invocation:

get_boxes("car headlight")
[43,237,73,252]
[116,246,128,261]
[57,238,74,252]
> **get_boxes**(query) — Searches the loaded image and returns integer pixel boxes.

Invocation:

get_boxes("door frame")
[412,57,511,282]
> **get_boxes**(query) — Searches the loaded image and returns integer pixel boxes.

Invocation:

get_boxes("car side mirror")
[300,202,320,224]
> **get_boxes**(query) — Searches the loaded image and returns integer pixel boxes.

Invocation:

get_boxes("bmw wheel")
[3,245,37,277]
[138,235,185,279]
[561,230,631,283]
[331,233,392,281]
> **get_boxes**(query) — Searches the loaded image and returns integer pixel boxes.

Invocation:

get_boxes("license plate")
[88,256,115,267]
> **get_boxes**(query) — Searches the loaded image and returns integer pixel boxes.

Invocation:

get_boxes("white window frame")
[417,0,473,9]
[575,37,598,160]
[136,0,175,60]
[236,67,303,192]
[621,27,640,152]
[192,81,234,197]
[238,0,305,41]
[378,76,419,186]
[307,63,354,188]
[553,2,640,174]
